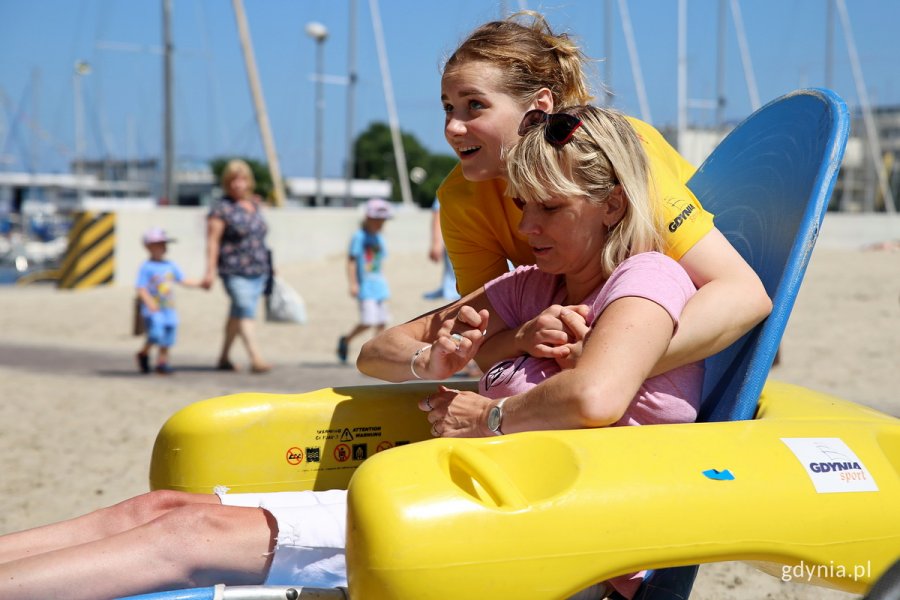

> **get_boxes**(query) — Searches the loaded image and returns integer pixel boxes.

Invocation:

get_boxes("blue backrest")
[635,89,849,599]
[690,88,849,423]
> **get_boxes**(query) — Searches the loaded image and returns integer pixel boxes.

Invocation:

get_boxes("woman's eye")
[468,99,485,110]
[540,203,560,212]
[442,103,453,114]
[512,197,525,210]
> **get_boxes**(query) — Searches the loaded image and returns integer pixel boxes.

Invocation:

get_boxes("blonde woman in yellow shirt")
[438,11,771,375]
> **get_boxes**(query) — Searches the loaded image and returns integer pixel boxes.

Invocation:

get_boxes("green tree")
[210,156,275,203]
[353,122,457,207]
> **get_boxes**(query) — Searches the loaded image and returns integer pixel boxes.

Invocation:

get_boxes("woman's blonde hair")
[443,11,594,108]
[506,106,663,277]
[220,159,256,195]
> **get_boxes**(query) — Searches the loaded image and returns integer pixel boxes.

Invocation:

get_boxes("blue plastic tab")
[702,468,735,481]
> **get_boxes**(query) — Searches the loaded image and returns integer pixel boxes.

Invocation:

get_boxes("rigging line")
[369,0,413,206]
[616,0,651,124]
[729,0,760,111]
[835,0,896,214]
[193,0,229,154]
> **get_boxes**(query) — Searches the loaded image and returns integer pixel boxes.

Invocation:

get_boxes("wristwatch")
[487,397,509,435]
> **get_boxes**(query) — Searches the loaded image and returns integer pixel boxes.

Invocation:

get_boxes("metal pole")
[163,0,176,205]
[73,62,89,203]
[716,0,726,127]
[825,0,834,89]
[604,0,613,107]
[677,0,687,152]
[344,0,357,206]
[314,38,325,206]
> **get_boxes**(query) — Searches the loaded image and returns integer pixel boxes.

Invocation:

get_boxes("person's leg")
[138,315,163,373]
[156,325,176,373]
[136,340,153,373]
[218,316,241,367]
[343,323,369,344]
[156,345,172,373]
[237,317,270,372]
[224,274,268,371]
[0,490,213,564]
[0,491,275,600]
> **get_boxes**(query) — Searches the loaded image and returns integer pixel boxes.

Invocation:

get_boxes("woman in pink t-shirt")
[0,106,701,600]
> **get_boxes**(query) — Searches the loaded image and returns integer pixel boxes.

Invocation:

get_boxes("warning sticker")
[781,438,878,493]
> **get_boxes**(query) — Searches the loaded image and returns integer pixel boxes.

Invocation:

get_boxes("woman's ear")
[603,185,628,227]
[532,88,554,112]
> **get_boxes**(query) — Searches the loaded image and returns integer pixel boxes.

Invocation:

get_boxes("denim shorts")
[144,315,177,348]
[221,273,266,319]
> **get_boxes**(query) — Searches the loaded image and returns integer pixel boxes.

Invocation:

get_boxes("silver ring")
[451,333,462,351]
[431,422,440,437]
[424,395,433,411]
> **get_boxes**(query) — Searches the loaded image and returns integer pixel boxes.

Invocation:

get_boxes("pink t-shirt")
[482,251,704,426]
[482,252,703,599]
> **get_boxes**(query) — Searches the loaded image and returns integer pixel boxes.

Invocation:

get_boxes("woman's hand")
[514,304,590,369]
[419,384,494,437]
[420,306,490,379]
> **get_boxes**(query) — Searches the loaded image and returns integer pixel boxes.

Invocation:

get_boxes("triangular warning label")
[340,428,354,441]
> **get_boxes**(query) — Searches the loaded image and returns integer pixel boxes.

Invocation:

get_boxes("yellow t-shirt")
[437,116,714,295]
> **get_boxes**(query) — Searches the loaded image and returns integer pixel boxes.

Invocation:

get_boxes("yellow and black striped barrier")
[56,211,116,289]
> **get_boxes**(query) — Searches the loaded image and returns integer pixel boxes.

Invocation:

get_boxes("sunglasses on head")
[518,109,582,147]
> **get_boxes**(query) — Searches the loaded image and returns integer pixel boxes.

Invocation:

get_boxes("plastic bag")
[265,277,307,324]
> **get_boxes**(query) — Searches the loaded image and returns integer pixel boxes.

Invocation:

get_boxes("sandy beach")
[1,238,897,598]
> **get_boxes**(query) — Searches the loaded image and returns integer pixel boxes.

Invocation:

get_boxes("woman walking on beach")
[202,159,272,374]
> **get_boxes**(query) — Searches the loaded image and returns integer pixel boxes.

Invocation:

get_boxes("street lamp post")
[305,22,328,207]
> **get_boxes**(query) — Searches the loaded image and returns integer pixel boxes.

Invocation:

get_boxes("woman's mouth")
[458,145,481,158]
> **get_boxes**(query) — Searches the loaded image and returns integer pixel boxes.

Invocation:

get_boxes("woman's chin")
[459,161,501,182]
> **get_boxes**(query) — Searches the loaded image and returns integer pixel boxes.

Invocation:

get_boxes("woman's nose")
[445,116,466,137]
[517,207,539,235]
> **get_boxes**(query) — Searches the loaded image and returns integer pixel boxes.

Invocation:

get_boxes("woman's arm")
[474,304,590,371]
[650,227,772,376]
[202,217,225,289]
[426,295,677,437]
[491,229,772,376]
[357,290,498,383]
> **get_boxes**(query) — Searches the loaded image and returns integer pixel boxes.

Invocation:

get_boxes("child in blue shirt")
[336,198,393,363]
[136,227,202,374]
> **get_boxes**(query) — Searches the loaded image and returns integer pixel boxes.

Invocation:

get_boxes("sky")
[1,0,899,182]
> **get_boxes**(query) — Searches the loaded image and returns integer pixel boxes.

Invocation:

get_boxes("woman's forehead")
[441,61,508,97]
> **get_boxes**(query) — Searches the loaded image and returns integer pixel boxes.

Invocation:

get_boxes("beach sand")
[0,244,897,598]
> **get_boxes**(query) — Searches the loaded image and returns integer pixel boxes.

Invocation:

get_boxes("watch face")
[488,405,501,432]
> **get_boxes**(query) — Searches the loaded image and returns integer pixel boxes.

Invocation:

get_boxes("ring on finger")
[451,333,463,351]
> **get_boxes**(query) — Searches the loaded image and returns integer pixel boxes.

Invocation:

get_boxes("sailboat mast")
[232,0,286,206]
[162,0,175,204]
[345,0,357,205]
